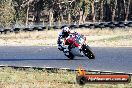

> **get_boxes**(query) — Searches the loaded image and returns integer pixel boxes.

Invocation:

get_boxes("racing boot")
[63,48,74,59]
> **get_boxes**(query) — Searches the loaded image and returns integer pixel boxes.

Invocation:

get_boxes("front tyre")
[82,44,95,59]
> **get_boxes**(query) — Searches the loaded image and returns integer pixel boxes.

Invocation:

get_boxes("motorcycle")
[64,32,95,59]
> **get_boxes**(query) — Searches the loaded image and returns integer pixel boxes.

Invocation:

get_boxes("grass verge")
[0,67,132,88]
[0,28,132,47]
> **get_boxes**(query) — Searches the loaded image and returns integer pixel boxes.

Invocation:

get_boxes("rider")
[57,26,85,59]
[57,26,72,57]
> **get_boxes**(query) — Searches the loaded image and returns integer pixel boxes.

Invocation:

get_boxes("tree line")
[0,0,132,28]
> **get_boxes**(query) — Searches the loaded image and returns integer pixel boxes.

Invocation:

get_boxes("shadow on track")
[0,58,88,61]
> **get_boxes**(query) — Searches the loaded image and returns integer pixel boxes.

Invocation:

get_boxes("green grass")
[0,67,132,88]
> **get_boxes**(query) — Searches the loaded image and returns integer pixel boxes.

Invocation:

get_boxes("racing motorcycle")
[64,32,95,59]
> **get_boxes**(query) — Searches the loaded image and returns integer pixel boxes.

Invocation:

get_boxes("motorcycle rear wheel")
[65,52,75,60]
[82,44,95,59]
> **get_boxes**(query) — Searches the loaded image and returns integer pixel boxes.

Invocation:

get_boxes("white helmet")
[62,27,70,37]
[62,27,70,32]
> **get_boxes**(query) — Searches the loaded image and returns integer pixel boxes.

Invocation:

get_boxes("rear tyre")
[82,44,95,59]
[65,52,75,60]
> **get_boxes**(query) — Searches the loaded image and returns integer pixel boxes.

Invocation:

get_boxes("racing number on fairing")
[79,38,84,44]
[76,35,84,44]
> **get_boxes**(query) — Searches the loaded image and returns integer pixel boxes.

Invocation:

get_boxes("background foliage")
[0,0,132,27]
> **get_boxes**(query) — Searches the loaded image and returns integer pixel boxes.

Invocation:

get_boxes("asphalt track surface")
[0,46,132,74]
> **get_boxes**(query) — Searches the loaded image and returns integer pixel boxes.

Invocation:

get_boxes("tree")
[82,0,90,23]
[78,0,84,24]
[111,0,117,22]
[33,0,45,23]
[44,0,55,26]
[12,0,34,26]
[91,0,95,22]
[125,0,131,21]
[24,0,34,26]
[0,0,15,27]
[99,0,104,21]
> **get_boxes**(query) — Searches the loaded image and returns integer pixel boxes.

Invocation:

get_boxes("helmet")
[62,27,70,37]
[62,27,70,32]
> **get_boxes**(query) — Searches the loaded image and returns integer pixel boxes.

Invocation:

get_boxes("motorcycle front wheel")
[82,44,95,59]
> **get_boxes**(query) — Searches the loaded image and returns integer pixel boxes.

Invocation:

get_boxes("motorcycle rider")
[57,26,84,59]
[57,26,72,57]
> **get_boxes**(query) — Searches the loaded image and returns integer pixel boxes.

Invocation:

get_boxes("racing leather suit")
[57,31,83,56]
[57,31,72,56]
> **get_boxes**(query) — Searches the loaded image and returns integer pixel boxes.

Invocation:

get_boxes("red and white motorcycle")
[64,32,95,59]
